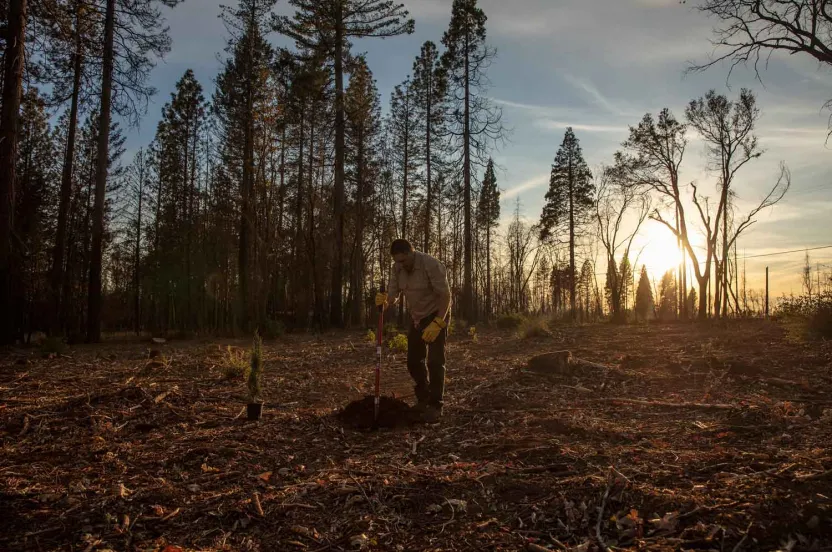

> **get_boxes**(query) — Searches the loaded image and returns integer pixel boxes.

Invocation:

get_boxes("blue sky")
[126,0,832,296]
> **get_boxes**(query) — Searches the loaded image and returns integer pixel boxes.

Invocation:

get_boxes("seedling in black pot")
[247,330,264,421]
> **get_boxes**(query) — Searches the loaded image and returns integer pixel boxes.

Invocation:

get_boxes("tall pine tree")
[539,127,594,320]
[388,77,419,326]
[388,78,419,241]
[87,0,184,342]
[215,0,276,332]
[16,88,58,335]
[476,158,499,319]
[441,0,503,324]
[657,269,678,321]
[39,0,101,335]
[150,69,207,331]
[635,265,654,322]
[345,56,381,327]
[619,254,633,313]
[411,40,447,253]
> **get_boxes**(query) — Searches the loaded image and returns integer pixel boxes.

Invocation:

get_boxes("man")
[376,239,451,423]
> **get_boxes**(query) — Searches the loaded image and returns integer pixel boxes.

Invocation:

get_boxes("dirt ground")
[1,320,831,551]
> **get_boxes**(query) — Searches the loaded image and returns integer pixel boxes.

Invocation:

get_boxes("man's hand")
[421,317,447,343]
[375,292,388,308]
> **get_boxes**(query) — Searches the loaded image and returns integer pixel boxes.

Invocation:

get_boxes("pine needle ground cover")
[1,321,831,550]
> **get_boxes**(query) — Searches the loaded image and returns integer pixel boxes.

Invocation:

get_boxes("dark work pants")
[407,313,447,407]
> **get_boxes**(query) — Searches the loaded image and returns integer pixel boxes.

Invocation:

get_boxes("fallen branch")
[596,473,613,552]
[0,398,39,405]
[731,521,754,552]
[794,469,832,482]
[758,377,805,388]
[277,502,318,510]
[584,398,736,410]
[439,497,457,535]
[349,472,376,515]
[410,435,426,455]
[507,464,574,475]
[678,500,741,519]
[573,358,613,371]
[22,526,63,538]
[160,507,181,522]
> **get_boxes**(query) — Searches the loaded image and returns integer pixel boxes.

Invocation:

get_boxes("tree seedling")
[388,333,408,353]
[247,330,264,421]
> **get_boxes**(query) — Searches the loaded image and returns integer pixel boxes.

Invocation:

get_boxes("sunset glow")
[630,222,707,285]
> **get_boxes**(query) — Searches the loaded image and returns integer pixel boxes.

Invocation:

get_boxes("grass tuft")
[388,333,408,353]
[495,313,526,330]
[39,337,68,356]
[223,345,248,380]
[518,317,553,340]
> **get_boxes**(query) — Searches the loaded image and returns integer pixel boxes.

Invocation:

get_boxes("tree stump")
[527,351,574,375]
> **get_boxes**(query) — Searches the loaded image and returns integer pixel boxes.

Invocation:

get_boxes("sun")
[631,221,684,283]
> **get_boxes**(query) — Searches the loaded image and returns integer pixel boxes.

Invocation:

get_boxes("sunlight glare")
[632,222,683,283]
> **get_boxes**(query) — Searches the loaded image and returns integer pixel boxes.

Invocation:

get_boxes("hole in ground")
[337,395,418,429]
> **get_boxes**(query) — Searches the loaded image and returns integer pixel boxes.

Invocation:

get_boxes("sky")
[124,0,832,298]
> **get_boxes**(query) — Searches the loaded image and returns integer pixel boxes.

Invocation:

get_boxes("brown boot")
[420,404,443,424]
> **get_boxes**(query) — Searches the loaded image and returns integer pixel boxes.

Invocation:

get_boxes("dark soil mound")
[337,395,416,429]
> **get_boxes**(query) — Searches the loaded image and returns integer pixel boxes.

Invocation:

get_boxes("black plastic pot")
[247,402,263,421]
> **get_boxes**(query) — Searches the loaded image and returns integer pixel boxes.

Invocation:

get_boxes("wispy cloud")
[535,119,626,134]
[491,97,557,114]
[492,97,633,137]
[491,97,617,123]
[763,126,827,135]
[562,73,630,116]
[502,174,549,200]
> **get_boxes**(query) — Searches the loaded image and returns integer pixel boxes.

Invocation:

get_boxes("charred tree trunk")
[0,0,27,344]
[293,106,305,326]
[350,127,365,327]
[330,10,345,328]
[308,109,317,326]
[86,0,116,343]
[462,29,474,324]
[721,186,729,317]
[275,124,287,312]
[134,153,144,335]
[568,156,576,320]
[485,225,491,319]
[51,5,84,335]
[424,77,432,253]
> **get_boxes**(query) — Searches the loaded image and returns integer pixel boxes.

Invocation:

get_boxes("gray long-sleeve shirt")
[387,251,452,323]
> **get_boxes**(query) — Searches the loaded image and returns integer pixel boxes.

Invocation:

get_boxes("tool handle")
[377,288,385,346]
[374,281,384,424]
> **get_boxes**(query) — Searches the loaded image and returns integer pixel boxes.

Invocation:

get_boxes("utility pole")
[765,266,769,319]
[818,263,822,296]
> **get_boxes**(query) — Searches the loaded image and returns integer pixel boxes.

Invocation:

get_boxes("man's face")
[393,251,415,272]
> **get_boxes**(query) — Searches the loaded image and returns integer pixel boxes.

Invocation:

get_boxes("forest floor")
[1,320,832,552]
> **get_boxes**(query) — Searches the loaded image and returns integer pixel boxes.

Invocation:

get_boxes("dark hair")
[390,239,413,256]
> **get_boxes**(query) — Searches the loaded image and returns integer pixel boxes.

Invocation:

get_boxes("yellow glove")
[375,292,388,307]
[421,317,447,343]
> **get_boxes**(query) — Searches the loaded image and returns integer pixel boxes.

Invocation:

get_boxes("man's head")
[390,239,415,272]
